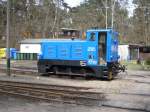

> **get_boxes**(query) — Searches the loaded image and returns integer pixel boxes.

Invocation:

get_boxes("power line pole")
[6,0,11,76]
[144,7,149,45]
[105,0,108,29]
[56,0,60,38]
[111,0,116,29]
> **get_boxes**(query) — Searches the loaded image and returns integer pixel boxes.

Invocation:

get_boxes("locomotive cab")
[86,29,123,79]
[87,31,107,65]
[87,30,110,65]
[87,29,118,64]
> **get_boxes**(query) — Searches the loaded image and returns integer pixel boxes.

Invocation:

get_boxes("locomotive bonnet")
[38,28,125,80]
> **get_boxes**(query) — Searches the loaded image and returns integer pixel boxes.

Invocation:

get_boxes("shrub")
[145,58,150,65]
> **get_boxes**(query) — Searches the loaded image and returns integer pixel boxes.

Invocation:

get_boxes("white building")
[118,45,130,61]
[118,44,140,61]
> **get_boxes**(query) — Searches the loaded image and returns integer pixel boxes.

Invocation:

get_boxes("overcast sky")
[64,0,134,16]
[64,0,84,7]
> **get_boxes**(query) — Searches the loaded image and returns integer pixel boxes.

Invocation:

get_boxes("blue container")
[10,48,17,59]
[5,48,17,59]
[13,51,18,60]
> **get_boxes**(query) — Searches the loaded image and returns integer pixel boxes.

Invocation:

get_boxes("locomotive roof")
[87,29,112,32]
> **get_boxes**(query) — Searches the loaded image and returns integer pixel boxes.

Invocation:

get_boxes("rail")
[0,80,105,106]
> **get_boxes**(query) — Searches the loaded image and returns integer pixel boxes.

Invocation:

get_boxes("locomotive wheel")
[70,75,75,79]
[108,71,113,80]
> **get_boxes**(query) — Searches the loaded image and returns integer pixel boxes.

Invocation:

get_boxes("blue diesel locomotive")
[38,29,125,80]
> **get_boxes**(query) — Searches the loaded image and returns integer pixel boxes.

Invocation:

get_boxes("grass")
[121,60,150,71]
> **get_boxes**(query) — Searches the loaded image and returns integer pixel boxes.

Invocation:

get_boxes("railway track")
[0,71,149,111]
[0,80,105,106]
[0,66,38,75]
[0,80,149,111]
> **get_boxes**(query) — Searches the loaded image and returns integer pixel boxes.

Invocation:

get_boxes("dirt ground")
[0,60,150,111]
[0,59,37,69]
[0,94,144,112]
[0,70,150,111]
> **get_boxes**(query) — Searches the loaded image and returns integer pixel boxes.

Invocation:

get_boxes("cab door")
[98,32,107,65]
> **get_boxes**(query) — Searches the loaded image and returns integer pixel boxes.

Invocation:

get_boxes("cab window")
[90,32,95,41]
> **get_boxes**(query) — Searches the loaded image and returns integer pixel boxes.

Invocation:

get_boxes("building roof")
[20,39,72,44]
[120,43,143,48]
[61,28,79,31]
[129,44,142,48]
[87,29,112,32]
[20,39,51,44]
[20,38,84,44]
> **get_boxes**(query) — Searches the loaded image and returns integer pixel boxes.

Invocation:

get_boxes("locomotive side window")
[98,32,107,64]
[90,32,95,41]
